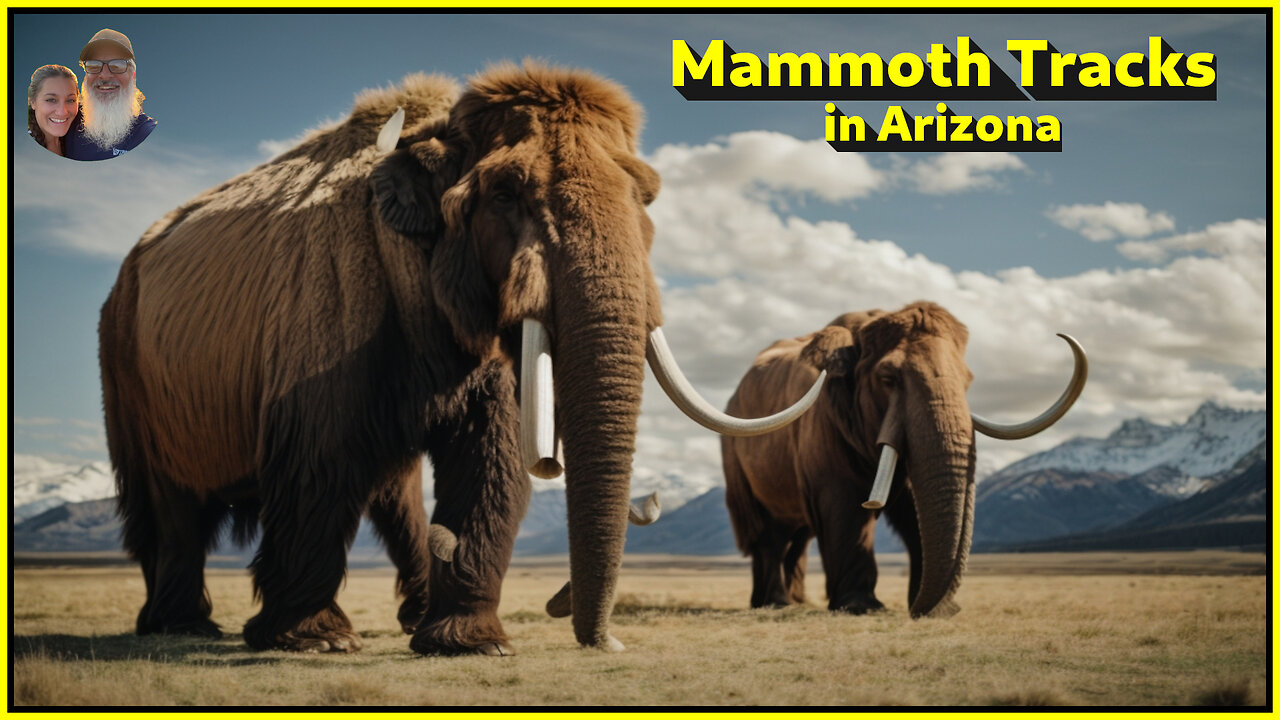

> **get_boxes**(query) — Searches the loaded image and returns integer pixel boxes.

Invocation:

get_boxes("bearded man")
[65,29,156,161]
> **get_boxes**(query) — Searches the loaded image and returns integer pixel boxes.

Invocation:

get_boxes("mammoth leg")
[781,527,811,605]
[243,431,367,652]
[883,481,924,608]
[126,475,224,638]
[748,527,787,609]
[367,458,432,634]
[806,478,884,615]
[244,494,365,653]
[748,521,806,609]
[413,362,530,656]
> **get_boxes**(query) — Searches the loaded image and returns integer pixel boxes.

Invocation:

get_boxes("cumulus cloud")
[1045,201,1176,241]
[905,152,1028,194]
[631,135,1265,497]
[647,131,884,203]
[1116,218,1265,263]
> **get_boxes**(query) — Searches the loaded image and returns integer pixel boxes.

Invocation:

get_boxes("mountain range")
[11,402,1268,559]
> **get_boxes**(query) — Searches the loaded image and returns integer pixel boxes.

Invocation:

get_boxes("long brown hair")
[28,64,80,152]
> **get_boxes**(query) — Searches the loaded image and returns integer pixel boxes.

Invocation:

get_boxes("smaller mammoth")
[722,302,1086,618]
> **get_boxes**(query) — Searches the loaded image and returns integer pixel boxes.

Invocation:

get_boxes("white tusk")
[646,327,825,437]
[863,393,902,510]
[376,106,405,154]
[521,319,563,479]
[862,445,898,510]
[628,491,661,526]
[971,333,1089,440]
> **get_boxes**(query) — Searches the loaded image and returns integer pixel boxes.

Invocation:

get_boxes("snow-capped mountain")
[971,402,1266,549]
[11,401,1266,556]
[983,402,1265,498]
[12,455,115,521]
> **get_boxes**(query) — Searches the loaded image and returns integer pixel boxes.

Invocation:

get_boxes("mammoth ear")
[615,154,661,206]
[431,175,500,358]
[370,137,460,238]
[800,326,855,376]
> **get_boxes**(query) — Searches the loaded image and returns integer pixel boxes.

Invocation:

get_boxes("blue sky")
[11,12,1268,497]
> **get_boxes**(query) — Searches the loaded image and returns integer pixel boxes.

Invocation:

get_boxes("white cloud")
[905,152,1028,194]
[647,131,883,203]
[1116,218,1265,263]
[13,141,256,258]
[1045,201,1176,242]
[635,135,1265,497]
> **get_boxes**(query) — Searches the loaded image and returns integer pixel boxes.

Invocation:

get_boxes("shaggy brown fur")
[722,302,977,619]
[101,62,666,655]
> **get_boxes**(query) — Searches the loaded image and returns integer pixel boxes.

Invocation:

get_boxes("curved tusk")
[971,333,1089,440]
[647,327,825,437]
[545,581,573,618]
[628,491,661,526]
[521,319,564,479]
[428,524,458,563]
[376,106,405,154]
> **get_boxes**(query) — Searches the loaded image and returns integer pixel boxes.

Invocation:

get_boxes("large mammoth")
[722,302,1086,618]
[99,63,820,655]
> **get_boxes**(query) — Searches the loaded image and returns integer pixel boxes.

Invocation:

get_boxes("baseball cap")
[80,28,134,62]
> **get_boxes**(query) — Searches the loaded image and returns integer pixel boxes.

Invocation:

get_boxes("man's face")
[83,46,134,104]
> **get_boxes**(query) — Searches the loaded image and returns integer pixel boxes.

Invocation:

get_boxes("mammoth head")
[369,63,661,356]
[802,302,1086,464]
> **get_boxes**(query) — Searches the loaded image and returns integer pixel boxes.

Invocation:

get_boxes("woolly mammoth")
[99,63,821,656]
[722,302,1086,618]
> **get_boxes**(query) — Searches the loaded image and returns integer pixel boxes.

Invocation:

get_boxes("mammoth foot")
[409,613,513,657]
[832,594,886,615]
[137,614,223,639]
[582,634,626,652]
[270,629,365,654]
[243,606,363,653]
[410,633,516,657]
[397,595,430,635]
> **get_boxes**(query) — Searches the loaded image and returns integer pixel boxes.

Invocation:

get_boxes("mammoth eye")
[878,372,898,389]
[491,188,518,206]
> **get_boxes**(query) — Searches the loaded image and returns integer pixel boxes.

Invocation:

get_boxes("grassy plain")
[10,551,1268,707]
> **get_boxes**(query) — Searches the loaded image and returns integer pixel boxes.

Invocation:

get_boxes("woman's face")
[31,75,78,139]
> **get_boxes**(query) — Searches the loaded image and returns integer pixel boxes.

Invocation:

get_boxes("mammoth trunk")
[552,284,648,649]
[906,411,976,619]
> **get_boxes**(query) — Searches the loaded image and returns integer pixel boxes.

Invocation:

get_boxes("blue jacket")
[65,113,156,161]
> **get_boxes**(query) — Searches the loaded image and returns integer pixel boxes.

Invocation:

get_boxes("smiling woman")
[27,65,81,158]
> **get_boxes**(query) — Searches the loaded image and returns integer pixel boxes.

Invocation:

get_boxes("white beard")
[82,77,142,150]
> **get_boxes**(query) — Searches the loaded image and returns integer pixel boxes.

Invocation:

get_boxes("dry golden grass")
[10,551,1268,707]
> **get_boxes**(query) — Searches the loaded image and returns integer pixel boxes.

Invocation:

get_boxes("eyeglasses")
[81,59,132,75]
